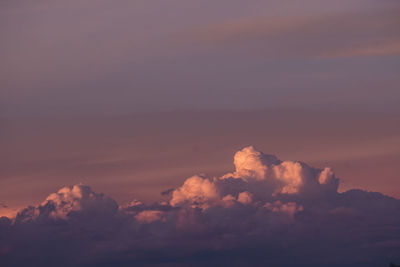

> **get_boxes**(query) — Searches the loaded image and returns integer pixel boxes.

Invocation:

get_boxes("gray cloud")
[1,146,400,266]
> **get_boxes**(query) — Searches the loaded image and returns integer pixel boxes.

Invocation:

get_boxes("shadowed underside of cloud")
[1,146,400,266]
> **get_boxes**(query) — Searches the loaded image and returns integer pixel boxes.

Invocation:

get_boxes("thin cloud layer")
[179,5,400,59]
[1,146,400,266]
[2,0,400,117]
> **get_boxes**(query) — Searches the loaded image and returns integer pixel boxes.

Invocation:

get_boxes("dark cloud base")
[1,147,400,267]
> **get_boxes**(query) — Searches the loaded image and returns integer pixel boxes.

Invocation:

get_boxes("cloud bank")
[1,146,400,266]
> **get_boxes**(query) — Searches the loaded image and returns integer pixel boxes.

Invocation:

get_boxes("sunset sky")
[1,0,400,266]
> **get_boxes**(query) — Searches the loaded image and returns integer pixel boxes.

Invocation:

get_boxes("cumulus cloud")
[170,175,220,209]
[264,201,303,218]
[14,184,118,224]
[237,191,252,205]
[1,146,400,267]
[42,184,118,219]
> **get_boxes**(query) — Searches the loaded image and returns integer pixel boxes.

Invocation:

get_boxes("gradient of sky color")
[1,0,399,116]
[1,0,400,210]
[2,2,400,266]
[1,110,399,211]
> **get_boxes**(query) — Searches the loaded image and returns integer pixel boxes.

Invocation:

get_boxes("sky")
[1,110,400,209]
[1,0,400,116]
[1,0,400,266]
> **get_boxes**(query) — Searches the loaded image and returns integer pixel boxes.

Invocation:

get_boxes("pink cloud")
[1,146,400,266]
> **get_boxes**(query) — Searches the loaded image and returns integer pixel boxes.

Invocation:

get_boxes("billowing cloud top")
[1,146,400,266]
[170,146,338,210]
[14,184,118,223]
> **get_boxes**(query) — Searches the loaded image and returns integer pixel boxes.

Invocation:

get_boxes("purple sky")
[1,1,400,266]
[1,110,400,209]
[1,0,399,116]
[1,0,400,208]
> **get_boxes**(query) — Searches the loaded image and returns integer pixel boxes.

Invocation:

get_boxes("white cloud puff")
[223,146,280,180]
[1,146,400,267]
[43,184,118,219]
[170,175,220,209]
[171,146,339,209]
[14,184,118,222]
